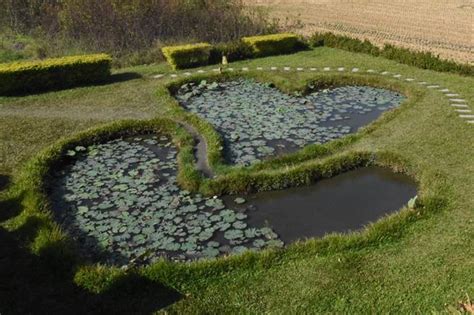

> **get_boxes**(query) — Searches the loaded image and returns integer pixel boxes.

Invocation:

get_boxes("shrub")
[310,32,473,76]
[310,32,380,55]
[0,54,112,95]
[380,44,473,76]
[162,43,212,70]
[242,33,304,57]
[209,40,254,64]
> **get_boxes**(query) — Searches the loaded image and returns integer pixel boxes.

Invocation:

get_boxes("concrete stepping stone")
[418,82,428,85]
[467,120,474,124]
[271,67,277,70]
[451,104,469,108]
[212,68,220,72]
[337,67,345,71]
[297,67,304,71]
[184,72,192,76]
[242,67,249,71]
[352,68,359,72]
[170,74,178,78]
[450,99,466,103]
[459,114,474,118]
[446,94,459,97]
[381,71,389,75]
[153,74,164,79]
[310,68,317,71]
[427,85,440,88]
[393,74,402,78]
[323,67,331,71]
[197,70,205,73]
[439,88,450,92]
[284,67,291,71]
[257,67,263,70]
[367,69,376,73]
[455,109,472,113]
[405,78,415,81]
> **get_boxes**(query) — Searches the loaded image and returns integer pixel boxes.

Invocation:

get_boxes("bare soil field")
[247,0,473,64]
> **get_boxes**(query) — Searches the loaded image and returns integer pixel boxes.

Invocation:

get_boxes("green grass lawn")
[0,47,473,314]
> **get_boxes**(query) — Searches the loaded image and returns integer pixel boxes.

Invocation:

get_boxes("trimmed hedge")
[161,43,212,70]
[209,40,254,64]
[242,33,303,57]
[0,54,112,95]
[310,32,473,76]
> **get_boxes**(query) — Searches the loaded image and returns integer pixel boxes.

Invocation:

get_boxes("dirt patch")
[247,0,474,64]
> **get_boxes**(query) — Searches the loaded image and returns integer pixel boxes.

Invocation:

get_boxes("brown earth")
[246,0,473,64]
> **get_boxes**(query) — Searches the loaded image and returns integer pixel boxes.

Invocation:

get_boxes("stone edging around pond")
[152,66,473,125]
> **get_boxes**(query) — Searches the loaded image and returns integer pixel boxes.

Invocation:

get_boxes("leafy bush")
[310,32,380,55]
[0,54,112,95]
[162,43,212,70]
[0,0,274,67]
[242,33,304,57]
[310,32,473,76]
[380,44,473,76]
[209,40,254,64]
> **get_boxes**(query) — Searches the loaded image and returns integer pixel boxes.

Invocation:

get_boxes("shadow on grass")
[0,174,10,191]
[1,72,143,97]
[0,199,181,315]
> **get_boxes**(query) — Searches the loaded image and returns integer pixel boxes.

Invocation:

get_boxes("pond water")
[175,79,405,166]
[223,167,417,243]
[50,136,417,266]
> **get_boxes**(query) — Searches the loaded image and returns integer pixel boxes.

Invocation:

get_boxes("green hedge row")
[161,43,213,70]
[242,33,303,57]
[162,33,306,70]
[310,32,473,76]
[0,54,112,95]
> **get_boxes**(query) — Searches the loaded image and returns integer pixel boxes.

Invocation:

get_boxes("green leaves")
[176,79,404,166]
[53,134,284,265]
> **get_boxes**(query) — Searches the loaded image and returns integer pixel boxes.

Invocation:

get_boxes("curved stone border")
[152,66,473,125]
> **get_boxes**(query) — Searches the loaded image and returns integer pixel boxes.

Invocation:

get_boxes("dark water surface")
[224,167,417,243]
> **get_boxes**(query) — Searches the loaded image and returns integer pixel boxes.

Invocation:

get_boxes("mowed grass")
[0,47,473,314]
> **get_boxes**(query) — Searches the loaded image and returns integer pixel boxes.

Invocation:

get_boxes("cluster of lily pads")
[175,79,405,165]
[50,136,283,265]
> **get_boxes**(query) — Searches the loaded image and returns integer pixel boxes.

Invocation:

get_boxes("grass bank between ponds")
[0,47,472,313]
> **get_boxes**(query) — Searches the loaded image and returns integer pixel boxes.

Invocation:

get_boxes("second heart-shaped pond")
[50,134,416,266]
[175,79,405,165]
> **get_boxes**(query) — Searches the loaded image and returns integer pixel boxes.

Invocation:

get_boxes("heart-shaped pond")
[50,135,417,266]
[175,79,405,165]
